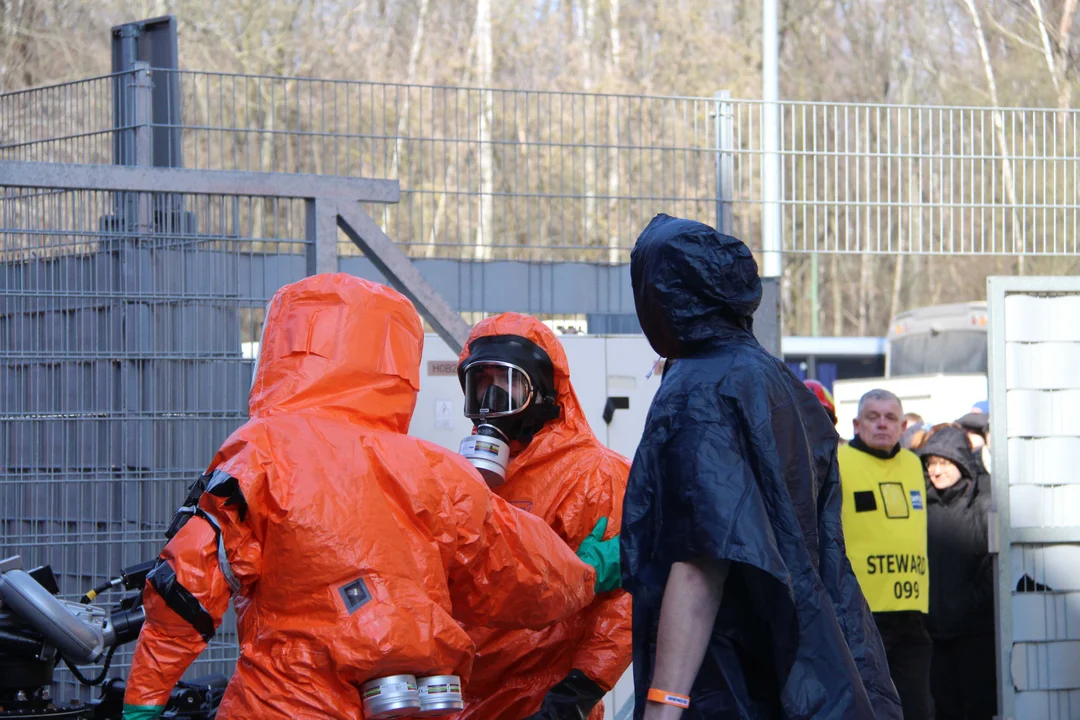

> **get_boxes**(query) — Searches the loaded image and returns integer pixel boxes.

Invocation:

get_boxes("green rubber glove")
[576,517,622,594]
[122,705,164,720]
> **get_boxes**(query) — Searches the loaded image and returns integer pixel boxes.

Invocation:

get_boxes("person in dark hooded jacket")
[621,214,901,720]
[919,425,996,720]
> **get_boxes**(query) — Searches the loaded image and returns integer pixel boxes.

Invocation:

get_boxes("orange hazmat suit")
[122,275,597,720]
[456,313,633,720]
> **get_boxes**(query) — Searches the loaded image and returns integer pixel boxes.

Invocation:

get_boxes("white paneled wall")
[992,280,1080,719]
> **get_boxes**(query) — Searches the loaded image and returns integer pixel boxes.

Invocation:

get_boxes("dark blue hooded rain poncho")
[621,215,902,719]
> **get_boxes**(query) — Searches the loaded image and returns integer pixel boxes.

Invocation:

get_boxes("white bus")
[833,301,989,435]
[886,301,988,377]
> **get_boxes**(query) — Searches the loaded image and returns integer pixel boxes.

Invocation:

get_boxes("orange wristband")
[647,688,690,709]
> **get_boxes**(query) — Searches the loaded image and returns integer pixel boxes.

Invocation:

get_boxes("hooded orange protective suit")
[122,275,597,720]
[456,313,633,720]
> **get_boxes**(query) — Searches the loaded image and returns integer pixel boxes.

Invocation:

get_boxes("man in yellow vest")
[839,388,933,719]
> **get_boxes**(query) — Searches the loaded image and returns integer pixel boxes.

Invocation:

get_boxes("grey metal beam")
[987,276,1014,720]
[305,198,339,275]
[1010,527,1080,544]
[336,203,472,354]
[714,90,734,235]
[0,161,400,203]
[757,277,782,357]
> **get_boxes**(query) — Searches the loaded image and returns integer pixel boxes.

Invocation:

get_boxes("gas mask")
[458,335,560,487]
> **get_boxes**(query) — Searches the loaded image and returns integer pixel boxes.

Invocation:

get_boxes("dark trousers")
[930,632,997,720]
[874,611,935,720]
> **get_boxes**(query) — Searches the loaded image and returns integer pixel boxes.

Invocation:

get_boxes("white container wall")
[989,277,1080,720]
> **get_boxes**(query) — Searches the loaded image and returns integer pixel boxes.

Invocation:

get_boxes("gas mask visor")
[462,362,535,420]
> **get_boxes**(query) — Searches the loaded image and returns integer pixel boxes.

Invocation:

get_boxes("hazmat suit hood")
[622,217,901,719]
[630,213,762,359]
[249,273,422,432]
[456,313,634,720]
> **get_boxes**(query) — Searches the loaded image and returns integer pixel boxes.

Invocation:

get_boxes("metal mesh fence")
[6,70,1080,260]
[0,74,120,166]
[0,185,309,693]
[141,71,1080,259]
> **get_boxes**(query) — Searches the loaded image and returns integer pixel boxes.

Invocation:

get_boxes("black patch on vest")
[853,490,878,513]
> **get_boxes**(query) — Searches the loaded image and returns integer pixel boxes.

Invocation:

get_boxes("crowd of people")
[805,383,997,719]
[118,213,997,720]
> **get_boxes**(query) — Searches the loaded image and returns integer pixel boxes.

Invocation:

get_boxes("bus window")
[886,302,988,377]
[889,330,987,376]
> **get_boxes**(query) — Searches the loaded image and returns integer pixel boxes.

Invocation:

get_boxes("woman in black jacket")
[919,425,997,720]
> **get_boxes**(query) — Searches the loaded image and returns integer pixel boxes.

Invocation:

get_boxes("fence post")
[714,90,734,235]
[132,62,154,235]
[305,198,339,276]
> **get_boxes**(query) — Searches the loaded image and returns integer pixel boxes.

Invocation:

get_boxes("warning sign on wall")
[435,400,455,429]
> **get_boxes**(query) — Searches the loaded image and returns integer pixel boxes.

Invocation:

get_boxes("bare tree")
[582,0,598,248]
[959,0,1025,273]
[474,0,494,260]
[1025,0,1078,121]
[606,0,622,263]
[383,0,432,232]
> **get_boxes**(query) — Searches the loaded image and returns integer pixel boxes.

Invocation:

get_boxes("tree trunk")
[423,28,477,258]
[782,261,795,333]
[889,70,915,324]
[889,189,906,324]
[383,0,431,234]
[1028,0,1076,129]
[858,125,874,335]
[582,0,597,248]
[1058,0,1078,126]
[831,253,843,335]
[474,0,495,261]
[857,252,871,335]
[606,0,622,264]
[960,0,1023,264]
[1030,0,1060,93]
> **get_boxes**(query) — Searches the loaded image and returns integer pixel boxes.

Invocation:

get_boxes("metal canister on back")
[415,674,464,717]
[359,675,420,719]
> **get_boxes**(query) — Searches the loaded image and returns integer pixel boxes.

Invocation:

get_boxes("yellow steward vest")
[838,443,929,613]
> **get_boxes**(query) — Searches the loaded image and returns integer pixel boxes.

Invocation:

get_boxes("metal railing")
[7,71,1080,261]
[0,184,310,690]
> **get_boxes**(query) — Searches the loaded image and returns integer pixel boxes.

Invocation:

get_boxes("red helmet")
[804,379,837,425]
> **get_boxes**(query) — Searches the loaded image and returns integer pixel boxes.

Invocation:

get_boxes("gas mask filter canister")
[459,424,511,487]
[415,675,464,716]
[360,675,421,719]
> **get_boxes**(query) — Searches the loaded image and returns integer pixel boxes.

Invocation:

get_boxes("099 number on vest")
[893,580,919,600]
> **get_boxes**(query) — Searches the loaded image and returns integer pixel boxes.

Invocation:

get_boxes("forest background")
[3,0,1080,336]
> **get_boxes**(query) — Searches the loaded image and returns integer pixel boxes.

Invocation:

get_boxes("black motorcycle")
[0,555,225,719]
